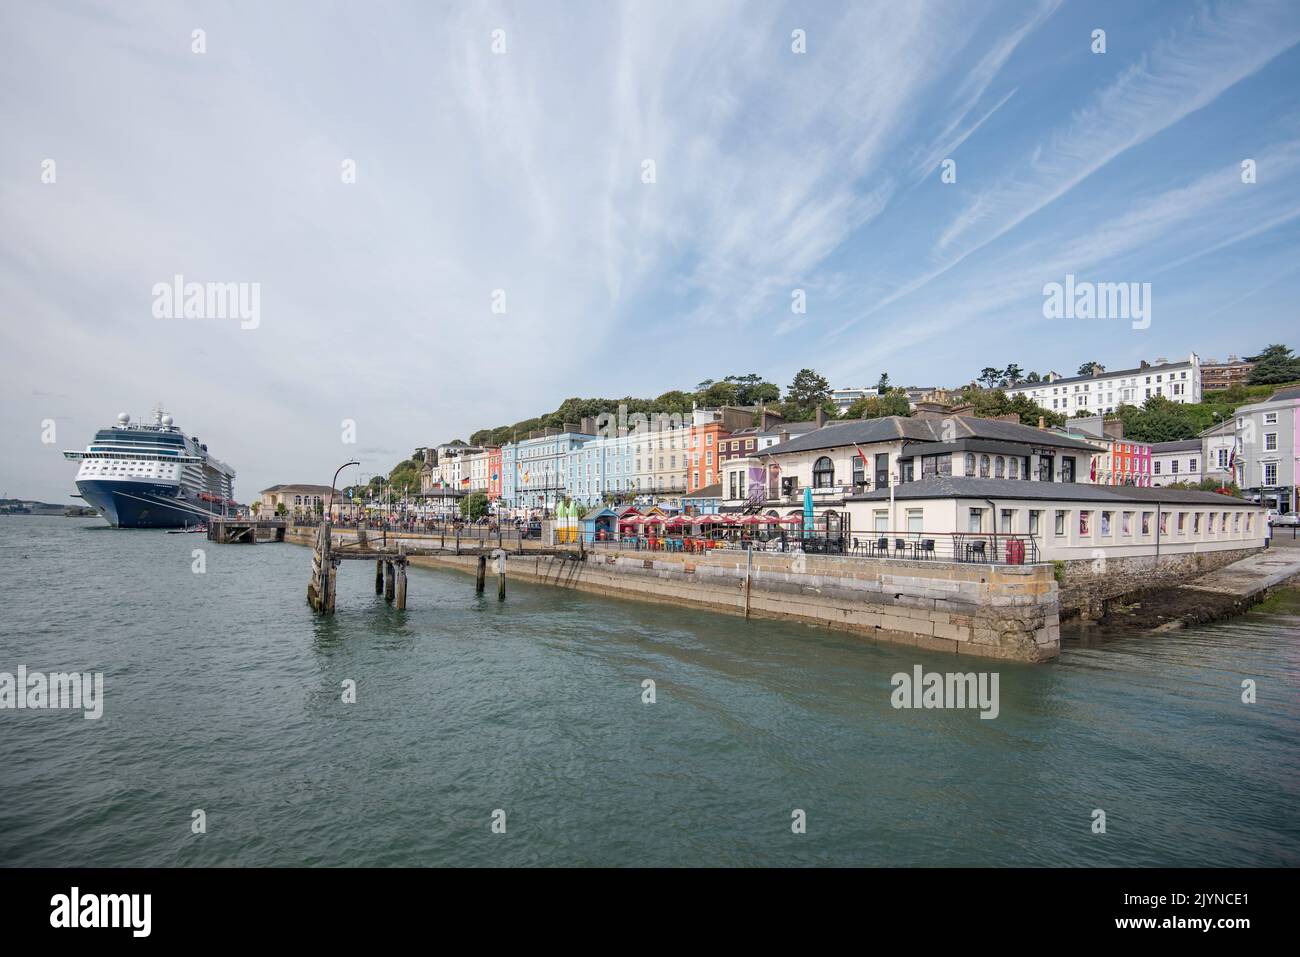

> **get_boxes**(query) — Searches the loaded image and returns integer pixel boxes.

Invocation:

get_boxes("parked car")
[1270,512,1300,527]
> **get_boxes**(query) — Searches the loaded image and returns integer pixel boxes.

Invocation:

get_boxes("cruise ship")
[63,407,237,528]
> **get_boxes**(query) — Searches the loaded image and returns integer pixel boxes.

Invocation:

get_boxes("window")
[1079,511,1091,536]
[1029,510,1041,535]
[968,508,985,533]
[1061,457,1076,483]
[906,509,923,533]
[1218,449,1229,468]
[1100,511,1112,536]
[1122,512,1133,536]
[901,461,914,483]
[875,453,889,488]
[873,510,888,533]
[965,453,976,476]
[1264,433,1278,451]
[1039,455,1054,481]
[813,456,835,489]
[1264,412,1278,425]
[1000,509,1013,533]
[852,455,865,488]
[1171,460,1179,474]
[1159,512,1169,535]
[1233,512,1240,533]
[1193,513,1201,534]
[1009,457,1019,480]
[994,456,1005,479]
[1189,458,1197,472]
[1140,512,1151,535]
[1265,463,1278,485]
[1154,461,1162,474]
[979,455,990,478]
[1177,512,1186,533]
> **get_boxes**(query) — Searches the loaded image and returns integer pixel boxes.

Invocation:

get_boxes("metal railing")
[847,531,1040,564]
[589,530,1041,564]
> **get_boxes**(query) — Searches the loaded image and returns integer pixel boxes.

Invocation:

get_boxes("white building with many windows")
[1233,385,1300,514]
[1004,354,1201,416]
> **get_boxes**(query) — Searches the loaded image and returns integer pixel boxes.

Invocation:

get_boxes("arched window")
[1009,457,1020,480]
[995,456,1005,479]
[979,455,991,478]
[965,453,976,476]
[813,456,835,489]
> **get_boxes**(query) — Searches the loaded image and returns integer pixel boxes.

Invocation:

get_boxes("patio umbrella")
[779,514,803,524]
[740,514,766,525]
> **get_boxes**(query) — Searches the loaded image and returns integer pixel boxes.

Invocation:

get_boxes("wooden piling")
[476,554,487,594]
[325,558,338,612]
[375,560,384,594]
[384,560,395,601]
[395,561,407,610]
[743,545,753,619]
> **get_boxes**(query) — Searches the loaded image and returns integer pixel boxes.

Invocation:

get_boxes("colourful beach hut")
[580,506,619,544]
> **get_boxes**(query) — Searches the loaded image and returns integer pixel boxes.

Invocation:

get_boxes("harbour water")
[1,516,1297,867]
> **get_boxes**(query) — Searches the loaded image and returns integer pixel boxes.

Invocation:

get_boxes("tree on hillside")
[1003,363,1024,384]
[700,380,739,407]
[846,391,910,419]
[722,373,781,406]
[1077,361,1104,377]
[1025,371,1041,383]
[1247,344,1300,385]
[978,367,1003,389]
[957,386,1065,427]
[784,368,831,412]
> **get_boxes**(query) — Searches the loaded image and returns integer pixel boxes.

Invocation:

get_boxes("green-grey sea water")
[1,516,1297,866]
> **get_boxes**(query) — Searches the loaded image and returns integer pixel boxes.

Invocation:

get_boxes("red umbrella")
[740,514,766,525]
[779,514,803,524]
[645,514,667,525]
[696,514,722,524]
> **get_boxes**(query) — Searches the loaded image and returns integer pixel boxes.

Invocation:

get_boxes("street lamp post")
[326,461,360,525]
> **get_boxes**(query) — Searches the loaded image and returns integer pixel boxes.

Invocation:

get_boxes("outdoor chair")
[919,539,935,559]
[876,537,889,556]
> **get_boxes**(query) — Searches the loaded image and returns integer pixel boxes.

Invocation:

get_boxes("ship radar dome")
[161,414,173,426]
[117,412,130,425]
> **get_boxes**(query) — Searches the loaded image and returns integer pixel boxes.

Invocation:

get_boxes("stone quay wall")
[400,545,1062,662]
[1056,547,1260,620]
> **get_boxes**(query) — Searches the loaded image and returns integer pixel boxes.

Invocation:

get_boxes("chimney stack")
[1038,416,1045,430]
[815,407,827,428]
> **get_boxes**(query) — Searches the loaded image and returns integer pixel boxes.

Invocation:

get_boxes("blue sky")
[2,0,1299,502]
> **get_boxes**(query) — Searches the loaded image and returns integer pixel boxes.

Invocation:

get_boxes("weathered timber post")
[375,559,384,594]
[395,560,407,610]
[743,544,753,619]
[476,554,487,594]
[493,548,507,601]
[384,560,395,601]
[326,558,338,612]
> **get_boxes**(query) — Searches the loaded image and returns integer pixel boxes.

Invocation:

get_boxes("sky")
[2,0,1299,503]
